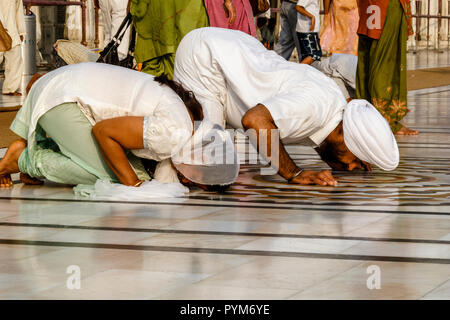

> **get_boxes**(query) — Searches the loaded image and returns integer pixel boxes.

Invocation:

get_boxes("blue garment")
[274,1,301,62]
[297,32,322,62]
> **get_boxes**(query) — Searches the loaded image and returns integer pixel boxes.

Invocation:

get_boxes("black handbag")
[97,13,136,68]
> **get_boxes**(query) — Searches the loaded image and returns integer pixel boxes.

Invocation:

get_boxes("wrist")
[287,167,303,182]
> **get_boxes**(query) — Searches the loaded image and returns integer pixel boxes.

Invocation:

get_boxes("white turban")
[343,99,399,171]
[172,120,240,185]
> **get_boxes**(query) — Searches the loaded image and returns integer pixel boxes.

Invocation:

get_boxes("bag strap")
[111,13,132,44]
[127,25,137,56]
[98,13,132,61]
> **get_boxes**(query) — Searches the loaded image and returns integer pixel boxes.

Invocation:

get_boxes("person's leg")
[99,0,113,45]
[297,32,315,64]
[38,102,118,181]
[287,2,302,62]
[355,35,372,101]
[299,33,322,65]
[0,139,26,188]
[365,0,415,134]
[2,45,24,95]
[111,0,129,60]
[394,4,417,135]
[17,145,98,185]
[274,2,295,60]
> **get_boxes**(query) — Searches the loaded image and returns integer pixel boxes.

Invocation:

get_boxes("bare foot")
[0,139,27,188]
[0,174,13,188]
[396,125,418,135]
[20,173,44,185]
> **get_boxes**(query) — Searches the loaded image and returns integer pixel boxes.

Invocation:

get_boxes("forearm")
[95,135,140,186]
[242,105,301,180]
[323,0,331,14]
[92,117,146,186]
[296,6,314,19]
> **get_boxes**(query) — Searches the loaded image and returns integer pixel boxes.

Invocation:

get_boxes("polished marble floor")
[0,51,450,300]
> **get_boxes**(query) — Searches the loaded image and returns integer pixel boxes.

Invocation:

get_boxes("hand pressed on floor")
[290,169,338,186]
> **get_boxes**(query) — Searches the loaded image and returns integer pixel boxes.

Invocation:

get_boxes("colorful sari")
[130,0,209,79]
[355,0,412,133]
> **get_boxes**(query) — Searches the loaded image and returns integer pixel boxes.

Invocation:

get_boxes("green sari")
[355,0,408,134]
[130,0,209,79]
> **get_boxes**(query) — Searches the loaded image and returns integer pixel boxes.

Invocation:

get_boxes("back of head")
[154,75,204,122]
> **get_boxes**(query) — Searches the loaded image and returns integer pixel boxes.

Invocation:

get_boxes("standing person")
[295,0,321,64]
[356,0,417,135]
[0,0,25,96]
[204,0,257,37]
[320,0,359,56]
[129,0,209,79]
[274,0,302,62]
[96,0,130,61]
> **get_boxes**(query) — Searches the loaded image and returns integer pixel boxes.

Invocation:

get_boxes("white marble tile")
[342,241,450,260]
[289,261,450,299]
[30,269,209,299]
[421,279,450,299]
[195,256,360,291]
[155,283,298,300]
[133,232,259,250]
[236,237,361,255]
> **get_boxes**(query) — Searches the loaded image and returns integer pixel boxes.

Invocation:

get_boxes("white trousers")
[0,45,24,94]
[99,0,129,60]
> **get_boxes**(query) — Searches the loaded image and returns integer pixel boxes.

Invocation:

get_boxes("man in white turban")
[174,27,399,186]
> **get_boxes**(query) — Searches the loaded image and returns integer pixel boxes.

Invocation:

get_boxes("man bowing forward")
[174,27,399,186]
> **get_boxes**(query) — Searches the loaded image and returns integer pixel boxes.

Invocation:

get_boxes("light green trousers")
[14,102,149,185]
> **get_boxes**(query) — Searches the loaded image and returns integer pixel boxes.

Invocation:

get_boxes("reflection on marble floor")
[0,75,31,109]
[1,53,450,300]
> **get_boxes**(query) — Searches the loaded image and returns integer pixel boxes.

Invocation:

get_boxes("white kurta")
[23,63,193,162]
[174,27,346,147]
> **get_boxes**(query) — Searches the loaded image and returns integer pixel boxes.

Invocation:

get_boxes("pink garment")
[320,0,359,55]
[205,0,256,37]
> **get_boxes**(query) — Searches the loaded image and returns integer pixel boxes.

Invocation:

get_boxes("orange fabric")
[357,0,389,40]
[320,0,359,55]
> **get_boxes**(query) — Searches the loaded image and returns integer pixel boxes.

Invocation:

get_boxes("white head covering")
[343,99,399,171]
[172,120,240,185]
